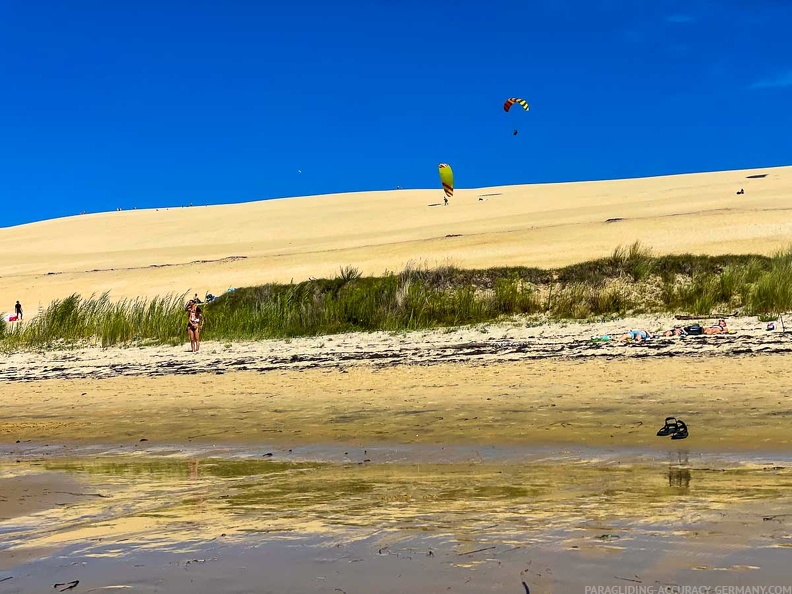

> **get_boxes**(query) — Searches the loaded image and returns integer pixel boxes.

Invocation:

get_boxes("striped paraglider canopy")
[438,163,454,198]
[503,98,529,112]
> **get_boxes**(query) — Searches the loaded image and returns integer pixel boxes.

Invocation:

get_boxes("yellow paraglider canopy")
[438,163,454,198]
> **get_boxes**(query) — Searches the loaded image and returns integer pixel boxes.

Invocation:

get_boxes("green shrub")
[3,243,791,351]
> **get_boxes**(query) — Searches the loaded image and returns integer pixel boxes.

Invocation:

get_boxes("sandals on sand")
[656,417,678,436]
[656,416,689,439]
[671,420,689,440]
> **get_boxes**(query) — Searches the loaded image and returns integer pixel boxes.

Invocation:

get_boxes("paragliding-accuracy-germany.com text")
[584,587,792,594]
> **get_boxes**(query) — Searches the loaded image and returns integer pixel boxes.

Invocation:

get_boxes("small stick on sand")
[457,546,496,556]
[616,576,642,583]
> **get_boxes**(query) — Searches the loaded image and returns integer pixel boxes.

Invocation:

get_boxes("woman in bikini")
[187,304,204,352]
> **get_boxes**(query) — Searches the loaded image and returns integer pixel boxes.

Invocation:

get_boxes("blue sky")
[1,0,791,227]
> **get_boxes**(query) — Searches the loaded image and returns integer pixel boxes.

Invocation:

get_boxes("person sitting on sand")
[618,329,654,342]
[187,304,204,353]
[703,319,728,334]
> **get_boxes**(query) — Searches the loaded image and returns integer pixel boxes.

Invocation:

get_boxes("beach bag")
[684,324,703,335]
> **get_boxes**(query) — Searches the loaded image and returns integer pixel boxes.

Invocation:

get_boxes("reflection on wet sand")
[668,468,691,489]
[1,452,790,552]
[1,449,791,592]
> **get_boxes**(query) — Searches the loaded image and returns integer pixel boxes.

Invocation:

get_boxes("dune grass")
[3,242,792,351]
[0,292,186,351]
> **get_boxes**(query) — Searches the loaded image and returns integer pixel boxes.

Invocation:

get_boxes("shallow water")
[1,444,791,594]
[4,446,791,533]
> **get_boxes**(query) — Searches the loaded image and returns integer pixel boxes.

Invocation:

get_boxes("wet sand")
[2,350,791,451]
[2,354,792,590]
[1,451,791,593]
[0,472,84,574]
[3,322,792,591]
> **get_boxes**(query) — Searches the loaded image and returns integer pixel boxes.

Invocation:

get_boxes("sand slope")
[1,165,791,308]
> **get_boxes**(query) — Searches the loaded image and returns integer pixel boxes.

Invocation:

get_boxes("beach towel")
[3,314,18,322]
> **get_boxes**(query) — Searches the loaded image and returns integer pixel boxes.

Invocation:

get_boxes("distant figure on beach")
[663,326,688,337]
[703,319,728,334]
[14,300,22,320]
[618,329,653,342]
[736,188,745,195]
[663,319,728,336]
[185,293,203,311]
[444,196,448,206]
[187,303,204,353]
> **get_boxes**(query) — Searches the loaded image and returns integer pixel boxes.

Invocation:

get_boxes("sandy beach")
[2,320,792,592]
[1,331,792,450]
[4,0,792,582]
[1,166,791,310]
[2,168,792,592]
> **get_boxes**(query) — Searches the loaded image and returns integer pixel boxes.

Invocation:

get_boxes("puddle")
[1,448,791,592]
[1,450,790,555]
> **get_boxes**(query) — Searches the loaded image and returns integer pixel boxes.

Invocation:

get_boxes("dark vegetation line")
[2,242,790,351]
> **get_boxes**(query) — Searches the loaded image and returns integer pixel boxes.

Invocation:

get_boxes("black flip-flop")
[671,419,688,440]
[656,417,678,436]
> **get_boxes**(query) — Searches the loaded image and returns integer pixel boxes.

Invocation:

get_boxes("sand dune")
[1,165,791,308]
[3,167,792,590]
